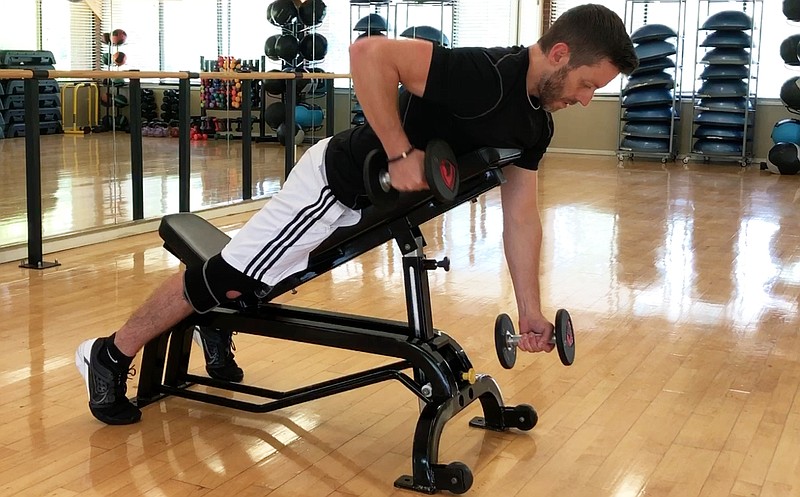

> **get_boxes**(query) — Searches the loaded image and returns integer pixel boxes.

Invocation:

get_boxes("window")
[545,0,785,99]
[318,0,520,88]
[43,0,96,70]
[161,0,218,72]
[0,1,37,51]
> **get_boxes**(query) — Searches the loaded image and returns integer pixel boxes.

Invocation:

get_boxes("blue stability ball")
[771,119,800,145]
[295,103,324,129]
[767,142,800,174]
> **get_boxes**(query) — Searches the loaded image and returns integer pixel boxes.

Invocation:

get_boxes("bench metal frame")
[136,148,534,494]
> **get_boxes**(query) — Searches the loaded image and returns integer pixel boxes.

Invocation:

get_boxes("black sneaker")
[75,338,142,425]
[193,327,244,382]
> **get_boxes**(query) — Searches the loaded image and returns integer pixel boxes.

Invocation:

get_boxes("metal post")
[284,78,296,179]
[241,79,252,200]
[20,77,59,270]
[178,75,192,212]
[129,74,144,220]
[326,78,335,137]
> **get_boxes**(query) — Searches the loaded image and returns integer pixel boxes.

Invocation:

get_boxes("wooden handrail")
[198,71,351,80]
[0,69,34,79]
[45,70,191,79]
[0,68,352,81]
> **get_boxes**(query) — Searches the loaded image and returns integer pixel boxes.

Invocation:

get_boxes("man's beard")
[538,66,571,112]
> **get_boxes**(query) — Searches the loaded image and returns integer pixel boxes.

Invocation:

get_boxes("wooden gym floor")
[1,134,800,496]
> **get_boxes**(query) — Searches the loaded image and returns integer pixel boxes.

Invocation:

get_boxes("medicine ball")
[784,0,800,22]
[110,51,127,66]
[274,34,300,62]
[111,29,127,45]
[263,70,286,96]
[298,0,326,27]
[265,102,286,130]
[264,34,280,60]
[780,76,800,111]
[267,0,297,27]
[299,33,328,61]
[766,142,800,175]
[780,35,800,66]
[771,119,800,145]
[277,122,305,146]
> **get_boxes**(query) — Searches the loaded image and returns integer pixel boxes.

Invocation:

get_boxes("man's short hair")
[538,4,638,75]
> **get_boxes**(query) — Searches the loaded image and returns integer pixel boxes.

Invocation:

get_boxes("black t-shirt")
[325,45,553,209]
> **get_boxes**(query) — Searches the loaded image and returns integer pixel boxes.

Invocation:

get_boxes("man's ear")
[547,42,571,67]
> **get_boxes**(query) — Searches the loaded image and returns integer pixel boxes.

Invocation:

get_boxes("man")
[76,4,638,425]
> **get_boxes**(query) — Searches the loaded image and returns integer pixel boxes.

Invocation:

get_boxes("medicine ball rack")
[683,0,763,167]
[617,0,687,164]
[199,55,266,141]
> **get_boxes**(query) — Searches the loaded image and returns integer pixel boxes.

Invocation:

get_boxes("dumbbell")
[363,139,460,209]
[495,309,575,369]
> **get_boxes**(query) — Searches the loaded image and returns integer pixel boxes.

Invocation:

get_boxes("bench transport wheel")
[504,404,538,431]
[434,461,473,495]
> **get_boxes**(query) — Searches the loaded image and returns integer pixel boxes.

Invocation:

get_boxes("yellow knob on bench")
[461,368,476,384]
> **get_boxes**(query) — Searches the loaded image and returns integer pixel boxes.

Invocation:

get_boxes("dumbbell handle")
[506,332,556,347]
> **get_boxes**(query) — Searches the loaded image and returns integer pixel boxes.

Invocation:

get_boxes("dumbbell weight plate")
[494,313,517,369]
[364,148,399,209]
[424,139,459,203]
[554,308,576,366]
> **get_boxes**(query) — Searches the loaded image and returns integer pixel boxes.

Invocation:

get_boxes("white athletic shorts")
[221,137,362,286]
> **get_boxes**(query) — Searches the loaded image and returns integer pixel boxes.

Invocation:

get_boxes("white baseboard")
[547,148,617,156]
[0,198,268,266]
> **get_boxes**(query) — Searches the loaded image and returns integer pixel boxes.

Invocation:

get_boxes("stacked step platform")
[0,50,62,139]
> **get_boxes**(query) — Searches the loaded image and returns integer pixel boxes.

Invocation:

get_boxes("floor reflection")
[0,134,293,246]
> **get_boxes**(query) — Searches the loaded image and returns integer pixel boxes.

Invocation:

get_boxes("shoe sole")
[75,338,98,398]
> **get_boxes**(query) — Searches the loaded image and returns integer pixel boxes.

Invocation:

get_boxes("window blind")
[100,0,160,70]
[41,0,96,70]
[453,0,516,48]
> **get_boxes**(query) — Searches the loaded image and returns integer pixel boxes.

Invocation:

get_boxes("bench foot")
[397,374,530,494]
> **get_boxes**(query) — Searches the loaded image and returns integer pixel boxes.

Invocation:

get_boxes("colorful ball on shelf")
[771,119,800,145]
[274,34,300,62]
[780,34,800,66]
[298,0,326,27]
[786,0,800,22]
[267,0,297,27]
[766,142,800,175]
[111,29,127,45]
[111,51,127,66]
[299,33,328,61]
[780,76,800,111]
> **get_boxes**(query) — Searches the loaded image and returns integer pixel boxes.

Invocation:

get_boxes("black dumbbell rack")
[0,50,62,139]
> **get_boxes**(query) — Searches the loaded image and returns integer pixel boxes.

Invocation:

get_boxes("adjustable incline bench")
[136,146,536,495]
